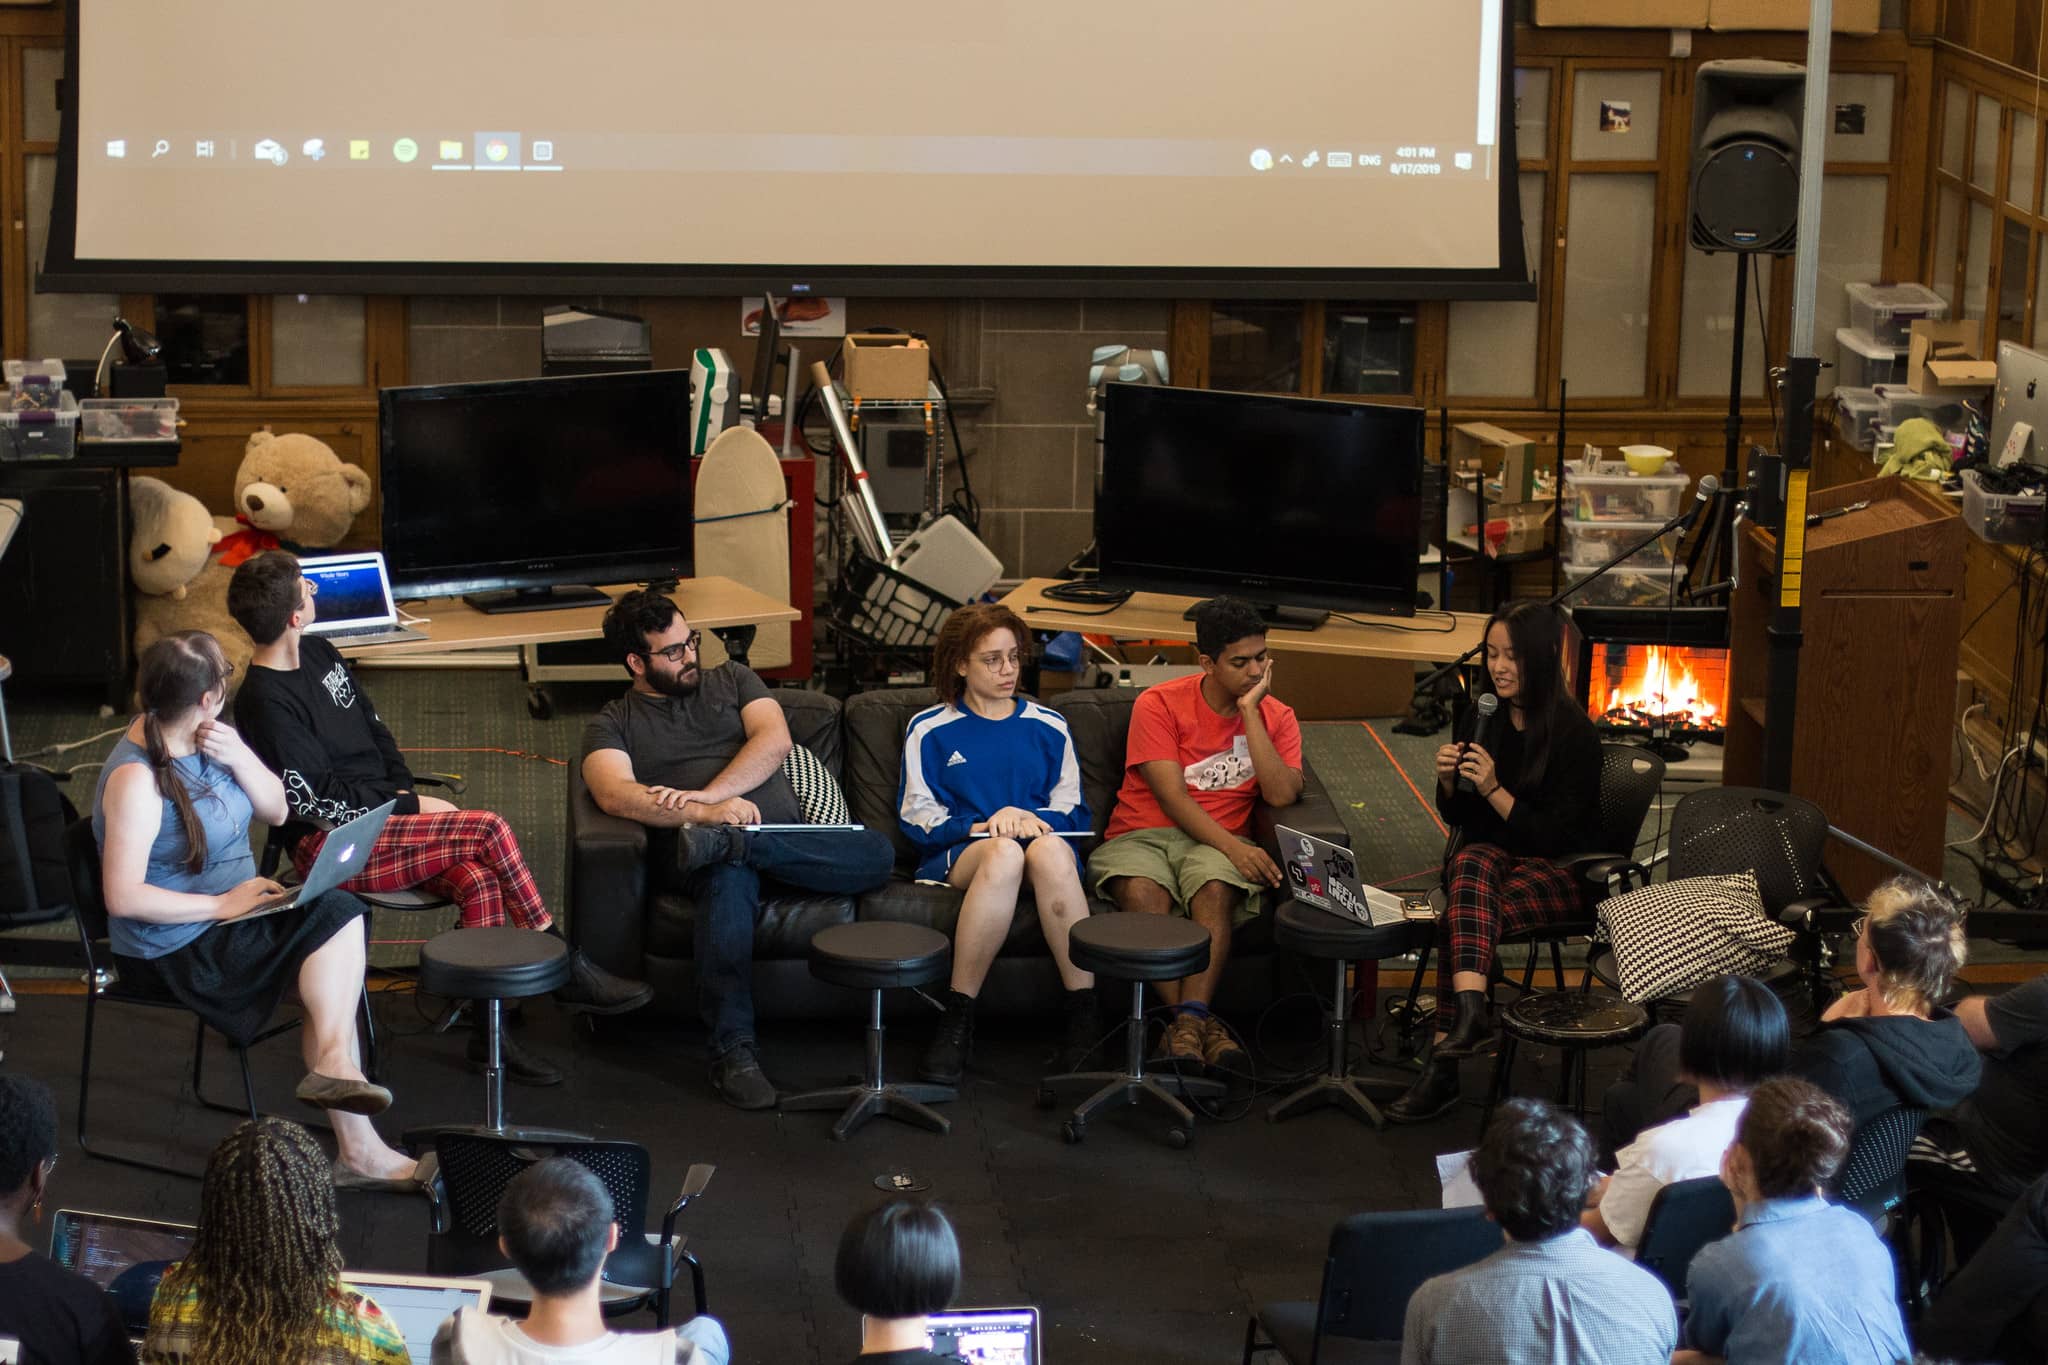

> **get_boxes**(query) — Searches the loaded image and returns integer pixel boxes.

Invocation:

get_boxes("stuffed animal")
[128,476,220,600]
[214,429,372,564]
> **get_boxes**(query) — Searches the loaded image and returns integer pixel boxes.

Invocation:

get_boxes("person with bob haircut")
[1583,974,1788,1256]
[1388,600,1605,1124]
[833,1200,962,1364]
[1674,1077,1911,1365]
[0,1073,135,1365]
[1400,1099,1676,1365]
[898,602,1097,1084]
[430,1158,728,1364]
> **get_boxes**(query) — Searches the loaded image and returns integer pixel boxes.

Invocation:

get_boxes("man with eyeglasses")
[583,589,895,1110]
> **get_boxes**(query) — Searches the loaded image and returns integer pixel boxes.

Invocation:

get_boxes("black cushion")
[840,686,943,871]
[1500,990,1650,1047]
[1254,1302,1403,1364]
[1274,901,1426,960]
[775,689,845,777]
[1047,690,1134,838]
[808,921,950,990]
[418,927,571,1000]
[1067,911,1210,981]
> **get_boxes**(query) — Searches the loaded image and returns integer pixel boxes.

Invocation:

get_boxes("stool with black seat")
[780,921,956,1141]
[407,926,576,1141]
[1267,904,1425,1130]
[1479,990,1648,1136]
[1039,912,1227,1148]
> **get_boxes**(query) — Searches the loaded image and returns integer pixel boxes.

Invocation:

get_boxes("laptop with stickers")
[1277,824,1406,927]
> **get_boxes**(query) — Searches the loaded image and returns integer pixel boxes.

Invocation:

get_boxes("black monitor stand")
[463,584,612,614]
[1180,601,1329,632]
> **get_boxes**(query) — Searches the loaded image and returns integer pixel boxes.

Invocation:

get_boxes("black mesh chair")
[1834,1103,1930,1310]
[1635,1175,1736,1304]
[429,1131,712,1326]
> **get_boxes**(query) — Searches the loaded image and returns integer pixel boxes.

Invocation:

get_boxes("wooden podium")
[1724,477,1964,901]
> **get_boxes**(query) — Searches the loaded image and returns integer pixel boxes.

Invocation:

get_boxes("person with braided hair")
[93,632,418,1187]
[143,1118,410,1365]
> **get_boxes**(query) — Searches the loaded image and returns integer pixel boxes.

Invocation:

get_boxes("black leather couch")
[566,686,1351,1020]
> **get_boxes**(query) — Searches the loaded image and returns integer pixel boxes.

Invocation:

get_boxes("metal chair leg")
[1479,1034,1518,1138]
[78,991,203,1179]
[780,988,956,1141]
[1267,957,1402,1129]
[359,985,381,1084]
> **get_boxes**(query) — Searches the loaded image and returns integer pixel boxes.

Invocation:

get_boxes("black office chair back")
[1593,743,1666,861]
[1634,1175,1735,1299]
[1833,1103,1929,1219]
[434,1131,654,1242]
[61,818,112,967]
[1316,1206,1500,1342]
[1667,787,1831,915]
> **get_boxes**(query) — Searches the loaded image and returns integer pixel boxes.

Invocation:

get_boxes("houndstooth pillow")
[1597,870,1796,1003]
[781,744,851,825]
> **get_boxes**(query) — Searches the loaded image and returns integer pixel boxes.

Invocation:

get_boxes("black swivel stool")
[1040,912,1226,1148]
[1267,902,1424,1130]
[1481,990,1650,1136]
[780,922,955,1141]
[415,927,571,1135]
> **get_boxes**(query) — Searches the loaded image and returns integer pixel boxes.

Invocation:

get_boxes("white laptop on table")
[300,551,426,646]
[1277,825,1406,928]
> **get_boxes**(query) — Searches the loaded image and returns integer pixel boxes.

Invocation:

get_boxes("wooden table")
[353,576,800,658]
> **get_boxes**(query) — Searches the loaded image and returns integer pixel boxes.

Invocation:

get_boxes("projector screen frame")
[39,0,1533,301]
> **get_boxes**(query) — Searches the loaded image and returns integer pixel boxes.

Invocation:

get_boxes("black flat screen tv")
[1095,384,1424,623]
[379,369,693,613]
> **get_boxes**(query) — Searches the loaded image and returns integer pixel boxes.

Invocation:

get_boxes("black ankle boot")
[920,990,975,1084]
[1384,1055,1462,1124]
[1434,990,1497,1059]
[1056,987,1101,1072]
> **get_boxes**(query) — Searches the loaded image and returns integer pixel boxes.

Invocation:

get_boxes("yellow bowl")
[1619,444,1672,476]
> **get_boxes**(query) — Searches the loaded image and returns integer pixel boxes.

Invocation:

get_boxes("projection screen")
[42,0,1531,298]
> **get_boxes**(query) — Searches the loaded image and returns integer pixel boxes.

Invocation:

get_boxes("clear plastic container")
[0,389,79,460]
[79,396,179,443]
[1564,459,1690,522]
[1845,282,1949,349]
[1875,384,1970,435]
[1961,469,2046,545]
[1560,518,1681,568]
[1562,557,1686,607]
[4,358,67,412]
[1833,386,1882,450]
[1836,327,1907,389]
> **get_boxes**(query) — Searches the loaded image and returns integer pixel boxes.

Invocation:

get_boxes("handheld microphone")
[1682,474,1722,527]
[1458,693,1501,795]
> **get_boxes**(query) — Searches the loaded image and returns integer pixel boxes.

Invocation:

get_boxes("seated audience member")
[145,1118,409,1365]
[581,589,896,1109]
[96,633,416,1187]
[834,1201,961,1365]
[229,551,650,1088]
[1388,601,1604,1124]
[1917,1170,2048,1365]
[899,604,1098,1083]
[1675,1077,1911,1365]
[0,1074,135,1365]
[431,1158,728,1365]
[1400,1099,1677,1365]
[1582,974,1788,1256]
[1084,596,1301,1076]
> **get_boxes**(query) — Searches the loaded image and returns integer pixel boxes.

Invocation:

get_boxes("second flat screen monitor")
[1095,385,1424,619]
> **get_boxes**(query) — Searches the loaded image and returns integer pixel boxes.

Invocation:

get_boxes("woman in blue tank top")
[92,632,420,1189]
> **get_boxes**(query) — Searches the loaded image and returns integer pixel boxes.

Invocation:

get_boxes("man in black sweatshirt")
[228,550,650,1085]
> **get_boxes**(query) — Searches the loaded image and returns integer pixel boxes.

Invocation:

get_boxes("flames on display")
[1592,644,1728,735]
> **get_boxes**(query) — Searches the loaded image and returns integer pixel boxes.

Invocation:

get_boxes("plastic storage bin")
[0,389,79,461]
[1560,518,1680,568]
[1564,459,1690,522]
[1875,384,1969,434]
[1961,469,2046,545]
[79,396,179,443]
[1845,282,1948,349]
[1834,386,1882,450]
[1563,558,1685,606]
[1836,327,1907,389]
[4,358,67,411]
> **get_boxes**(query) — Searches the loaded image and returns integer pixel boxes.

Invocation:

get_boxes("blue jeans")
[687,827,896,1055]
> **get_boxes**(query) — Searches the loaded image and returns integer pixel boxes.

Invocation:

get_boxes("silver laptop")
[1277,825,1405,928]
[926,1307,1041,1365]
[340,1272,493,1365]
[241,800,396,918]
[301,551,426,645]
[1989,341,2048,467]
[50,1208,198,1340]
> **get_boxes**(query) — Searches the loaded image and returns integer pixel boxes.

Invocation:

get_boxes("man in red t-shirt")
[1086,597,1303,1076]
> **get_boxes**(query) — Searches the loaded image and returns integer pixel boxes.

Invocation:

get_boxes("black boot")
[554,949,656,1016]
[1434,990,1498,1059]
[920,990,975,1084]
[466,1021,565,1087]
[1056,987,1102,1072]
[1384,1054,1461,1124]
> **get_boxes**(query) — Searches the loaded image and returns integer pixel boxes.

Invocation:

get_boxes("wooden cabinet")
[1724,477,1964,900]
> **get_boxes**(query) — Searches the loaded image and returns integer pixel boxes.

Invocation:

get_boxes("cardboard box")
[1451,422,1542,502]
[1480,500,1557,559]
[1706,0,1880,31]
[1906,320,1995,396]
[1535,0,1707,26]
[842,333,931,401]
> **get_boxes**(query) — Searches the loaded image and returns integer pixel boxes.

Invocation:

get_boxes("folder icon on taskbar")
[349,140,370,160]
[439,140,463,161]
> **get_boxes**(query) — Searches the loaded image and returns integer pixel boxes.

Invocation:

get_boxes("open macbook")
[239,800,395,918]
[926,1307,1040,1365]
[1277,824,1406,928]
[50,1208,198,1340]
[339,1272,492,1365]
[300,550,426,645]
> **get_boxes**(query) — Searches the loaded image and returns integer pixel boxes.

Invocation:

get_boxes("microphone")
[1681,474,1723,527]
[1458,693,1501,795]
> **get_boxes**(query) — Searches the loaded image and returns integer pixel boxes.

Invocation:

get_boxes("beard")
[645,663,702,698]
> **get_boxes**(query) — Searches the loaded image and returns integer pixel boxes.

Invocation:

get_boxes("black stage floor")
[0,987,1626,1365]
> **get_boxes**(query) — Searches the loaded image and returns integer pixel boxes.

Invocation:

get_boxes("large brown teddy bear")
[135,431,373,687]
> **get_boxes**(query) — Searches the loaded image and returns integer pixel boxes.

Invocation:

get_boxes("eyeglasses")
[1851,914,1869,938]
[217,664,236,687]
[972,650,1022,671]
[642,634,699,665]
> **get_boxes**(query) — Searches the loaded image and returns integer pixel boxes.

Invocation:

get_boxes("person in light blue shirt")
[1677,1076,1912,1365]
[897,604,1094,1086]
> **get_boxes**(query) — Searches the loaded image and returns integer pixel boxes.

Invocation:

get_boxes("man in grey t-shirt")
[581,590,894,1110]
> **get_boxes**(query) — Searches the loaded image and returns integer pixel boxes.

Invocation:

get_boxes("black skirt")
[114,891,370,1045]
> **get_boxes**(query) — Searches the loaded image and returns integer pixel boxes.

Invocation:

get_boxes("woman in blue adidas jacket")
[898,603,1097,1085]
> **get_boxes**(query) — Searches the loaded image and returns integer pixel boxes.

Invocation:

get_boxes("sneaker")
[466,1028,565,1087]
[1198,1015,1251,1080]
[553,950,655,1016]
[919,993,975,1085]
[709,1043,778,1111]
[1154,1010,1207,1067]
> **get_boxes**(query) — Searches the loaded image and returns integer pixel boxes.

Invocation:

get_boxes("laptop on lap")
[239,800,396,919]
[925,1307,1041,1365]
[300,551,426,646]
[339,1272,493,1365]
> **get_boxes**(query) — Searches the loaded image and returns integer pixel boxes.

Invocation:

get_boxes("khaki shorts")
[1086,825,1267,922]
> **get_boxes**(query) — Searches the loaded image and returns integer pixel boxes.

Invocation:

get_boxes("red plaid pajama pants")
[1434,841,1581,1027]
[294,809,551,932]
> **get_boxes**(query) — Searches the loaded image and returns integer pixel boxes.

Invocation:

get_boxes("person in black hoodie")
[1387,601,1603,1123]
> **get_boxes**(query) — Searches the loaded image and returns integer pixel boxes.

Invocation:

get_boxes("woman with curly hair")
[143,1118,408,1365]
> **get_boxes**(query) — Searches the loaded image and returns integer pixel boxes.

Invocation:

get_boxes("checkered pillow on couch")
[781,744,851,825]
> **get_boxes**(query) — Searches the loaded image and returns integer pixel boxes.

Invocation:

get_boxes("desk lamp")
[92,316,164,398]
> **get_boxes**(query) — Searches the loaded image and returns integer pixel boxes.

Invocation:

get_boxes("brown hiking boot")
[1154,1011,1207,1066]
[1199,1015,1251,1079]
